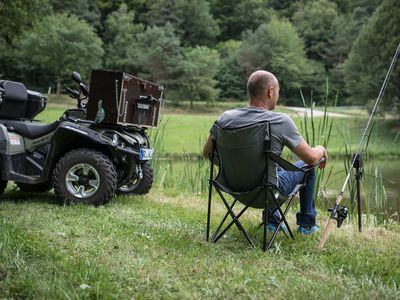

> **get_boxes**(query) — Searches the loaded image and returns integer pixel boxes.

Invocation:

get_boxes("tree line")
[0,0,399,109]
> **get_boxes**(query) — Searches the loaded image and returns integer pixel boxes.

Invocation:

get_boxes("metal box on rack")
[87,70,163,128]
[0,80,47,120]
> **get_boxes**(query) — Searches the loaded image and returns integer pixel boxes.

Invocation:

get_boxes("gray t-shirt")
[210,107,303,185]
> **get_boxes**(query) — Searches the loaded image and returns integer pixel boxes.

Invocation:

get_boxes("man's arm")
[292,140,327,166]
[203,135,213,159]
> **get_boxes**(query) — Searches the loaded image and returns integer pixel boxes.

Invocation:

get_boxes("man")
[203,70,328,234]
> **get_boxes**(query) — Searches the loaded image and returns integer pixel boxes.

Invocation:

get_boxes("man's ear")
[265,86,272,99]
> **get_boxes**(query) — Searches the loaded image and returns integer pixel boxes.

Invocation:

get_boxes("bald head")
[247,70,280,110]
[247,70,279,99]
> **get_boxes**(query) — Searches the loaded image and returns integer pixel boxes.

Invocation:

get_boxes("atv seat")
[3,120,60,139]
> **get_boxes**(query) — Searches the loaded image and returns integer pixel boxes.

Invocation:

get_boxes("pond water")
[155,158,400,222]
[315,158,400,221]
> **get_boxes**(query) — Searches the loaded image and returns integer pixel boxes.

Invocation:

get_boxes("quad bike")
[0,71,159,205]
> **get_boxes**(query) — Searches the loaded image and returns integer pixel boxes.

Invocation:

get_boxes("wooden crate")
[87,70,163,127]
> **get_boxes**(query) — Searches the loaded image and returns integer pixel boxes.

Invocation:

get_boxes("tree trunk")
[56,79,61,96]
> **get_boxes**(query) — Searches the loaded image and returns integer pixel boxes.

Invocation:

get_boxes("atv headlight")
[112,134,119,146]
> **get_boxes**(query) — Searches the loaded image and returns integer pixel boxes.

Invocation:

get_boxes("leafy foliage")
[0,0,51,44]
[215,40,246,101]
[344,0,400,109]
[0,0,396,106]
[292,0,339,68]
[132,23,183,87]
[14,14,103,90]
[237,18,324,104]
[103,3,144,72]
[50,0,101,30]
[145,0,219,46]
[211,0,272,41]
[179,46,220,106]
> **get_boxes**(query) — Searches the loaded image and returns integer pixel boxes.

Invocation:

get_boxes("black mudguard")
[41,122,139,184]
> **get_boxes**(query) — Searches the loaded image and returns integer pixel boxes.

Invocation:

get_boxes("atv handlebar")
[67,71,89,109]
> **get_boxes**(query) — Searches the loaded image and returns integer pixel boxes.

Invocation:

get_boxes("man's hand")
[313,145,328,169]
[293,141,328,167]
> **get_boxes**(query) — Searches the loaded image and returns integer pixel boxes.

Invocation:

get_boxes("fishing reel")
[328,205,348,228]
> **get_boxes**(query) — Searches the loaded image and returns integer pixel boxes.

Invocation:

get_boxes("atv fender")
[42,122,138,183]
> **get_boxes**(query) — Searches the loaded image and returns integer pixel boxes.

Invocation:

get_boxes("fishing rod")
[318,42,400,250]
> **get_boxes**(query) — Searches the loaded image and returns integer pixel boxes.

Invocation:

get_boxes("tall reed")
[149,116,168,183]
[150,120,210,195]
[298,79,336,205]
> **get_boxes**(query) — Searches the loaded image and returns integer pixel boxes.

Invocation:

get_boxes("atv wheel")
[16,181,52,193]
[117,163,153,195]
[0,180,7,197]
[53,149,117,205]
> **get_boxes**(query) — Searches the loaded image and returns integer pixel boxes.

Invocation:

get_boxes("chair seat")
[213,179,288,209]
[2,120,60,139]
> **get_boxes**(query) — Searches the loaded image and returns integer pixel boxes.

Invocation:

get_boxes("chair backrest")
[212,121,270,193]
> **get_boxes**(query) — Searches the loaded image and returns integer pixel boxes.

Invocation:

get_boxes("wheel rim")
[65,163,100,198]
[118,178,140,192]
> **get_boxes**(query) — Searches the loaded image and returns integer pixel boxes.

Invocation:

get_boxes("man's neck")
[248,99,273,110]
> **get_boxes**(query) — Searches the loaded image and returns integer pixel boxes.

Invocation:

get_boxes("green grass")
[1,102,399,298]
[0,191,399,299]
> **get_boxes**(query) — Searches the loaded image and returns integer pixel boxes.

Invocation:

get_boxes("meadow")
[36,101,400,157]
[0,101,399,299]
[1,192,399,299]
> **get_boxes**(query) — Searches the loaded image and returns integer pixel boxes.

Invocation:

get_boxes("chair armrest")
[300,158,326,172]
[266,151,303,172]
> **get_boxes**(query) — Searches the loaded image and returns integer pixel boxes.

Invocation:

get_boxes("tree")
[215,40,246,100]
[210,0,273,41]
[326,14,356,97]
[0,0,51,80]
[96,0,148,37]
[326,0,382,98]
[145,0,219,46]
[343,0,400,110]
[15,14,104,94]
[267,0,296,11]
[50,0,101,30]
[237,17,324,104]
[179,46,220,107]
[131,23,183,90]
[0,0,51,44]
[103,3,144,72]
[292,0,339,69]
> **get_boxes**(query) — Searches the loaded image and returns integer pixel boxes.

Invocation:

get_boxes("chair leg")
[206,181,212,242]
[213,185,255,247]
[258,207,281,227]
[262,193,297,250]
[263,197,268,251]
[259,206,292,239]
[272,196,295,240]
[211,199,237,242]
[267,224,280,250]
[213,205,253,246]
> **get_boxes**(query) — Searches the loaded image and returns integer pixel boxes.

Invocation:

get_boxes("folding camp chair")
[206,121,317,251]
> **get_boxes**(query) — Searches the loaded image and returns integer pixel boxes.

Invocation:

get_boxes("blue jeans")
[275,160,317,227]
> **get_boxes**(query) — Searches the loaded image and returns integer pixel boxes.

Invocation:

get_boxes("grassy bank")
[0,191,399,299]
[0,101,398,298]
